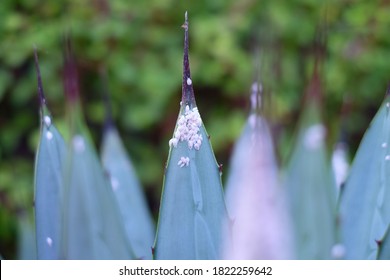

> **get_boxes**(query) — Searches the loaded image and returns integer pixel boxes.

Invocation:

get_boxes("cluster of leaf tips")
[31,13,389,260]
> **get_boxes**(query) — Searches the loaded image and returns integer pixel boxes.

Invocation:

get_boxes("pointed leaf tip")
[386,82,390,97]
[181,12,195,107]
[377,225,390,259]
[182,11,188,30]
[33,48,46,108]
[63,37,80,103]
[250,50,264,115]
[100,69,114,131]
[250,82,263,114]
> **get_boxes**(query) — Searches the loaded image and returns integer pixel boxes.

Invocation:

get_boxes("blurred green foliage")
[1,0,390,259]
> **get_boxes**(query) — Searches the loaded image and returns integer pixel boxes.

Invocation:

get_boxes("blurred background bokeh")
[1,0,390,259]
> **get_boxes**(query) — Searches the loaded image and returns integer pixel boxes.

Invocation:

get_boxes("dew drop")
[110,177,119,191]
[44,116,51,127]
[382,142,387,148]
[385,155,390,161]
[186,78,192,85]
[46,131,53,140]
[46,237,53,247]
[331,243,345,259]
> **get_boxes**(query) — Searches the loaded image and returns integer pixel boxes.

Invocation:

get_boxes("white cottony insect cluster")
[169,105,203,150]
[178,156,190,168]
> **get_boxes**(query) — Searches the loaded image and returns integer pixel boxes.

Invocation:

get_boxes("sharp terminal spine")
[33,47,47,110]
[181,12,196,107]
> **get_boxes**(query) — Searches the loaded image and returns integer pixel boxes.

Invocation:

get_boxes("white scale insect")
[169,104,203,168]
[169,105,203,151]
[178,157,190,168]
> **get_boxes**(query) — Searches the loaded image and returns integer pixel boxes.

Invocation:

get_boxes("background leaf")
[377,225,390,259]
[101,126,155,260]
[340,94,390,259]
[17,215,36,260]
[33,51,65,260]
[224,108,293,259]
[284,101,337,259]
[34,113,65,259]
[60,46,134,260]
[61,119,135,259]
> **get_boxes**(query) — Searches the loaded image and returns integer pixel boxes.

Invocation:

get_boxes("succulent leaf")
[340,93,390,259]
[101,126,155,259]
[18,216,37,260]
[284,101,337,259]
[153,12,229,260]
[33,50,65,259]
[60,42,134,259]
[377,224,390,259]
[34,120,65,259]
[224,83,293,259]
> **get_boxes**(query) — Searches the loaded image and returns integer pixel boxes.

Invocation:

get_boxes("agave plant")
[153,12,229,260]
[30,14,390,261]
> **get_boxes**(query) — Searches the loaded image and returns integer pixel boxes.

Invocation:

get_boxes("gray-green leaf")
[340,95,390,259]
[154,13,229,260]
[224,113,293,259]
[61,128,135,259]
[34,112,65,259]
[18,215,37,260]
[154,106,229,259]
[60,42,135,260]
[284,102,336,259]
[377,224,390,259]
[101,126,155,259]
[33,50,65,260]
